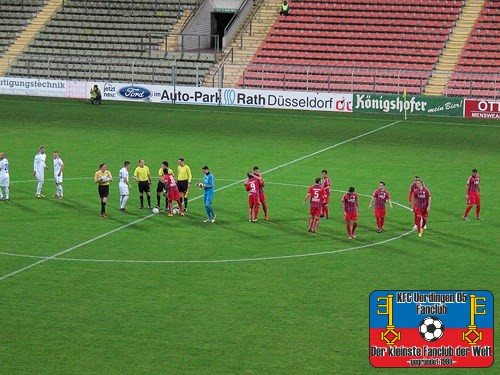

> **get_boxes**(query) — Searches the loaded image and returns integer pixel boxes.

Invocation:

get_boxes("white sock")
[4,186,8,199]
[36,182,44,195]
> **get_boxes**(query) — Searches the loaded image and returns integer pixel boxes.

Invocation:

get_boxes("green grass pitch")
[0,96,498,374]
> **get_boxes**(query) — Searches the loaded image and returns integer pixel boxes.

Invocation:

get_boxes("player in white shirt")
[0,152,9,200]
[33,145,47,198]
[53,151,64,199]
[119,161,131,211]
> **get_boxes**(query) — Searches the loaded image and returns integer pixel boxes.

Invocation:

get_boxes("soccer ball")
[100,175,109,182]
[151,207,159,214]
[419,316,445,342]
[172,207,180,215]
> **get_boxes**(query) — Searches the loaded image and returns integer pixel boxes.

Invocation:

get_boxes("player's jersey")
[466,174,480,193]
[53,157,64,176]
[342,192,358,213]
[308,184,326,208]
[245,177,260,196]
[373,189,390,209]
[177,165,192,182]
[253,172,265,193]
[95,170,112,186]
[322,177,331,196]
[119,167,129,183]
[164,174,178,191]
[34,152,46,172]
[0,158,8,176]
[413,187,431,209]
[203,173,214,192]
[133,166,150,181]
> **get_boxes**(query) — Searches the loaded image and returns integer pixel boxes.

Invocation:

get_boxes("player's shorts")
[98,185,109,198]
[309,206,322,217]
[177,180,188,193]
[0,175,9,186]
[467,191,480,205]
[156,180,165,193]
[54,174,63,184]
[414,207,429,220]
[119,182,129,196]
[168,188,180,201]
[35,170,44,182]
[259,190,267,203]
[204,191,214,205]
[248,193,259,207]
[344,212,359,221]
[374,208,386,218]
[138,181,150,193]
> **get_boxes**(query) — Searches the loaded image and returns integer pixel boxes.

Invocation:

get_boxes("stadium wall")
[0,76,498,119]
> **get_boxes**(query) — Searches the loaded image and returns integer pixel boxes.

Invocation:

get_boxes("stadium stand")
[445,0,500,99]
[0,0,46,53]
[238,0,465,94]
[3,0,214,85]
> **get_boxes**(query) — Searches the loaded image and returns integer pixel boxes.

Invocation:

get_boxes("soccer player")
[94,163,113,218]
[156,161,173,209]
[368,182,393,233]
[197,166,216,223]
[321,169,331,219]
[408,176,425,229]
[0,152,9,201]
[252,166,269,220]
[163,168,184,217]
[245,171,261,222]
[52,151,64,199]
[342,187,359,239]
[412,180,431,237]
[133,159,152,209]
[33,145,47,198]
[303,177,326,233]
[118,161,131,212]
[463,168,481,220]
[177,158,192,212]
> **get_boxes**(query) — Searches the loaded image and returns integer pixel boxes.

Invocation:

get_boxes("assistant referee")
[177,158,192,211]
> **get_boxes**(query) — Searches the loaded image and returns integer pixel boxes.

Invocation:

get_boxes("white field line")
[0,121,400,281]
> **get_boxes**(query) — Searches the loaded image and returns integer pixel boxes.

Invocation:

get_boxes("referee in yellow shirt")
[177,158,192,211]
[133,159,152,209]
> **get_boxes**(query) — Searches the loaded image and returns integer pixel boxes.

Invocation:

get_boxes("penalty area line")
[0,120,400,281]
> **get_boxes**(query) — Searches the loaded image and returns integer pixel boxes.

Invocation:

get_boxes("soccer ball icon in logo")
[419,316,445,342]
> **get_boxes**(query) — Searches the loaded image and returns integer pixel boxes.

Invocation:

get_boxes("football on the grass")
[152,207,159,214]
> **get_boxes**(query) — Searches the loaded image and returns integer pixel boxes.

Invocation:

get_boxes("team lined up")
[0,148,482,234]
[301,171,481,238]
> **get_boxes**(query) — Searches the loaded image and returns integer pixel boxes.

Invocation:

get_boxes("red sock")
[346,223,351,235]
[324,206,329,218]
[476,205,480,218]
[464,205,472,217]
[352,222,358,234]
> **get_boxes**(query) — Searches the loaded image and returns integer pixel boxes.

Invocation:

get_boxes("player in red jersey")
[303,177,326,233]
[321,169,331,219]
[245,172,261,222]
[412,180,431,237]
[163,168,184,217]
[252,166,269,220]
[342,187,359,239]
[368,182,393,233]
[408,176,426,229]
[463,168,481,220]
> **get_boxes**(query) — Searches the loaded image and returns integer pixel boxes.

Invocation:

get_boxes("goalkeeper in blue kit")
[197,166,216,223]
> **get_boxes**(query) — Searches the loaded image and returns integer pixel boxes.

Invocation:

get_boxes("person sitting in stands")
[280,1,290,16]
[90,84,102,105]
